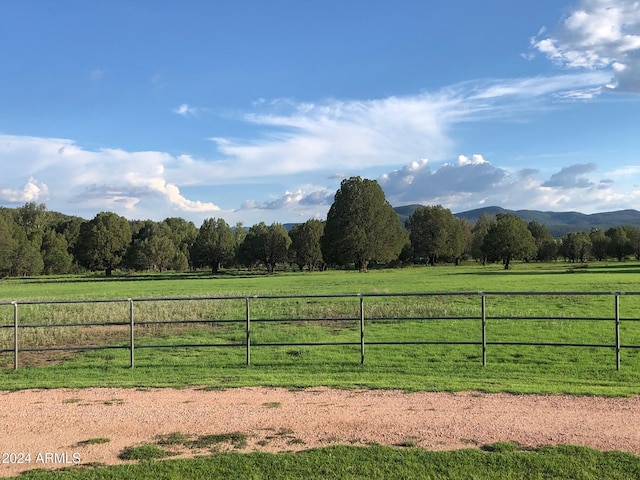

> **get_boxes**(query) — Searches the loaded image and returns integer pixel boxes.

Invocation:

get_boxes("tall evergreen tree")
[407,205,463,266]
[264,223,292,273]
[527,221,557,261]
[0,207,44,276]
[289,219,324,271]
[471,213,496,265]
[321,177,406,272]
[41,229,73,274]
[559,232,591,263]
[589,228,610,261]
[76,212,132,276]
[0,214,19,277]
[623,225,640,260]
[163,217,198,268]
[126,221,177,272]
[606,226,633,261]
[482,214,536,269]
[237,222,291,273]
[458,217,474,264]
[191,218,235,273]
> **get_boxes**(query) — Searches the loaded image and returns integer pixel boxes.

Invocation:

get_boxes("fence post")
[246,297,251,366]
[360,295,365,365]
[129,299,135,368]
[481,294,486,367]
[13,302,18,371]
[615,293,620,371]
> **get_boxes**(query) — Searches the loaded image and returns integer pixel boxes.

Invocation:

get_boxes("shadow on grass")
[2,270,273,286]
[460,266,640,276]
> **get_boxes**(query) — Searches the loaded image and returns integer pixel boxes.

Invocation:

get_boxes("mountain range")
[393,205,640,237]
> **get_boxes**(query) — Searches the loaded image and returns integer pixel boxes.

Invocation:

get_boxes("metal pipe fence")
[1,291,639,371]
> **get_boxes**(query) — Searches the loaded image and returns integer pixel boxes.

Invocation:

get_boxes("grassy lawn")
[2,261,640,300]
[10,444,640,479]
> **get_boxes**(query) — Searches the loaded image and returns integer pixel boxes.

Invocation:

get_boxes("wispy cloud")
[90,68,104,82]
[208,72,608,181]
[531,0,640,92]
[173,103,198,116]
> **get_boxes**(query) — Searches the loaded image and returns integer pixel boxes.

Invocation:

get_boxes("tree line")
[1,177,639,277]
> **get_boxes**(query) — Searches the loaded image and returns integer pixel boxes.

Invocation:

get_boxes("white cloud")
[0,177,49,203]
[213,95,453,176]
[608,165,640,177]
[553,87,604,100]
[0,135,219,219]
[542,163,597,188]
[206,73,608,182]
[174,103,197,116]
[379,155,508,205]
[532,0,640,92]
[378,157,639,214]
[457,154,488,166]
[2,130,637,223]
[240,187,334,213]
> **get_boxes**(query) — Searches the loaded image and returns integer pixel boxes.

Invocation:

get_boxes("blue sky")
[1,0,639,227]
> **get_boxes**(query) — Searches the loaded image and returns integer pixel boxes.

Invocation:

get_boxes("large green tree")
[321,177,406,272]
[407,205,463,266]
[163,217,198,270]
[589,228,610,261]
[237,222,291,273]
[15,202,50,251]
[127,220,177,272]
[263,223,292,273]
[606,226,633,261]
[624,225,640,260]
[470,213,497,265]
[559,231,591,263]
[458,218,474,264]
[289,219,324,271]
[54,216,85,260]
[41,228,73,274]
[191,218,235,273]
[76,212,132,276]
[527,221,557,262]
[482,214,536,269]
[0,213,19,277]
[232,222,247,268]
[0,207,44,276]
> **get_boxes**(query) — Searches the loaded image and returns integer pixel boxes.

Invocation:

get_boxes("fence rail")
[2,291,640,371]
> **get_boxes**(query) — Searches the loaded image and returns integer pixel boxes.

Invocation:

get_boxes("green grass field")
[10,444,640,480]
[1,261,640,394]
[3,262,640,479]
[2,261,640,300]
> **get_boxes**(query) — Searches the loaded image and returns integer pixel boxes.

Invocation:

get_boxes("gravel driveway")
[1,387,639,477]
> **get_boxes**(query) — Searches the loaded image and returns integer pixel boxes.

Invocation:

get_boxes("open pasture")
[1,262,640,395]
[2,263,640,479]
